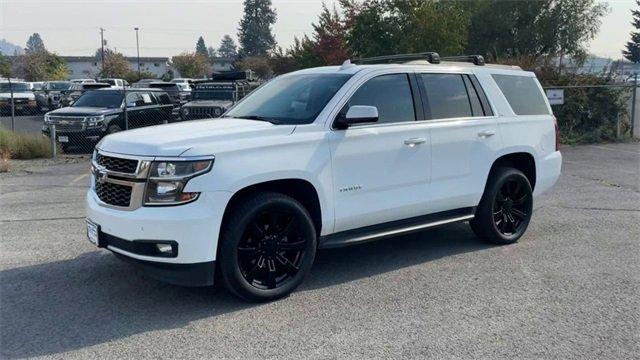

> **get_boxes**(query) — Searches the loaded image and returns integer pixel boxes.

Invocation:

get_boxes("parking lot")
[0,143,638,359]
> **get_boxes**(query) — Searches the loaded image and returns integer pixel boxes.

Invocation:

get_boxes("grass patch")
[0,129,52,160]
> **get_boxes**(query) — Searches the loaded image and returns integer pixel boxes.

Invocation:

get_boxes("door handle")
[404,137,427,147]
[477,130,495,138]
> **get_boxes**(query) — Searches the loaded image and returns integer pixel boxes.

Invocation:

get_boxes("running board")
[319,207,475,249]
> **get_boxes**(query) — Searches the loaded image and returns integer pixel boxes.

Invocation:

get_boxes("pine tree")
[196,36,208,57]
[25,33,45,54]
[218,35,238,58]
[623,0,640,63]
[238,0,277,57]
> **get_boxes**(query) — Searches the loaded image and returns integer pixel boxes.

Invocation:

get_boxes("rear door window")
[347,73,416,124]
[419,74,472,119]
[492,74,549,115]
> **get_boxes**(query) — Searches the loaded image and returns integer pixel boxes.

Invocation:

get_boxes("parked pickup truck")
[0,81,38,114]
[86,53,562,302]
[43,88,174,151]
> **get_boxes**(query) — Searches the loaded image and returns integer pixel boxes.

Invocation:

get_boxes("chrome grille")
[56,123,84,132]
[48,116,86,133]
[96,154,138,174]
[95,181,132,207]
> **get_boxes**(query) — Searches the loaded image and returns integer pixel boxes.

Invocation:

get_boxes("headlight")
[86,115,104,127]
[44,114,50,123]
[182,108,189,115]
[144,159,213,206]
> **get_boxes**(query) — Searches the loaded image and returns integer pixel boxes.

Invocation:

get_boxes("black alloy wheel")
[471,167,533,244]
[493,178,532,236]
[238,210,307,290]
[219,192,317,302]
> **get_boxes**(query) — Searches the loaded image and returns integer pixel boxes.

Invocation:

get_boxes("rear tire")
[218,192,317,302]
[470,167,533,245]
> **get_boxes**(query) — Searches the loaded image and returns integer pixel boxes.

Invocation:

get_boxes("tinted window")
[157,93,172,105]
[73,91,123,108]
[225,74,352,125]
[0,83,29,91]
[463,75,484,117]
[420,74,471,119]
[492,74,549,115]
[347,74,415,124]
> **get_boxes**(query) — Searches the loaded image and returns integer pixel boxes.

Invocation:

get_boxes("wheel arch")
[220,178,324,239]
[488,151,537,191]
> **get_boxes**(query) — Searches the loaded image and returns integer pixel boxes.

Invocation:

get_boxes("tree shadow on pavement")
[0,223,491,359]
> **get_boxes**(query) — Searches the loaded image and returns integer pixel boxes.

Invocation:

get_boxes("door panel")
[427,118,501,213]
[418,73,502,213]
[329,124,430,232]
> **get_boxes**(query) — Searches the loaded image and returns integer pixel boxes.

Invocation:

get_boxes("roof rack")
[440,55,485,66]
[353,52,441,65]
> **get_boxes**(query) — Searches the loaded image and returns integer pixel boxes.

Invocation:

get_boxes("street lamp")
[134,27,140,80]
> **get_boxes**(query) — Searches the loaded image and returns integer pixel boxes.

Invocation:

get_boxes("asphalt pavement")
[0,143,638,359]
[0,114,45,134]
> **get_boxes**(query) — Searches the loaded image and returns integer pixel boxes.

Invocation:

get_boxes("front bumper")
[42,126,106,144]
[86,189,232,286]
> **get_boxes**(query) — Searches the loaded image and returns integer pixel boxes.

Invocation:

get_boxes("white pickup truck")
[86,53,562,302]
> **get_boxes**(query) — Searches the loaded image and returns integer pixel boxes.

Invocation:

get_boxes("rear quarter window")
[492,74,549,116]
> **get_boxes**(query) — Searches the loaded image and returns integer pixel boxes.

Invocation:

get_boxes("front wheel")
[470,167,533,244]
[218,193,317,302]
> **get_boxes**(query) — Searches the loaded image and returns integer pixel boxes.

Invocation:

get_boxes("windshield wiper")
[231,115,282,125]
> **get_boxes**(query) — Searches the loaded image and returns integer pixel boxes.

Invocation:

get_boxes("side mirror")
[335,105,379,129]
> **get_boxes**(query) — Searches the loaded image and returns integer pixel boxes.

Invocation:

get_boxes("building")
[62,56,170,79]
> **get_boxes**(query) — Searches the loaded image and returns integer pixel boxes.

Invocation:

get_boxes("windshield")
[0,83,29,92]
[224,74,351,125]
[193,84,235,101]
[149,83,179,91]
[72,91,123,108]
[98,79,116,86]
[49,82,71,90]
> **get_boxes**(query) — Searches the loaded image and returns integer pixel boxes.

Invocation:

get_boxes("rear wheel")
[218,193,317,302]
[471,167,533,244]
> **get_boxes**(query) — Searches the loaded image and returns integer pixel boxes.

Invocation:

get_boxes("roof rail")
[440,55,485,66]
[353,52,441,65]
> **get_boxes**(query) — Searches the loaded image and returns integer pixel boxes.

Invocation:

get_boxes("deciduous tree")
[171,52,211,78]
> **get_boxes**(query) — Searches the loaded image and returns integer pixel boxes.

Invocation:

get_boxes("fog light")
[156,244,174,254]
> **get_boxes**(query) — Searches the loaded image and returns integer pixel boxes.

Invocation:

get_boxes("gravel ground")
[0,143,638,359]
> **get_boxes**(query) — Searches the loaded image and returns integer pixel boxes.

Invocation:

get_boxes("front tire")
[471,167,533,244]
[218,192,317,302]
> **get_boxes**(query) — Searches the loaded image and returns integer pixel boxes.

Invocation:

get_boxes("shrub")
[0,129,52,159]
[544,75,631,144]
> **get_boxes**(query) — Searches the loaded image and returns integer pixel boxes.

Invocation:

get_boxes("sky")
[0,0,635,60]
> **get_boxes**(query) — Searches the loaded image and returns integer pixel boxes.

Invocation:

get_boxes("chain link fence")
[1,78,638,159]
[0,80,257,157]
[544,83,637,144]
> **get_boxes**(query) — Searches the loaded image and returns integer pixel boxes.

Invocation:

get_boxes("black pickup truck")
[43,89,174,151]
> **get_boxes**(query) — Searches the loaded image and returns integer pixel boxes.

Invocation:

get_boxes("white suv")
[86,53,562,302]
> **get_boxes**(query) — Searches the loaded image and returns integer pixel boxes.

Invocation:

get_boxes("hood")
[185,99,234,107]
[48,106,119,116]
[0,92,35,100]
[98,118,295,157]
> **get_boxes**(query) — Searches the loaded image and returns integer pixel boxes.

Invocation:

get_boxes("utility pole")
[100,28,105,73]
[134,27,141,80]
